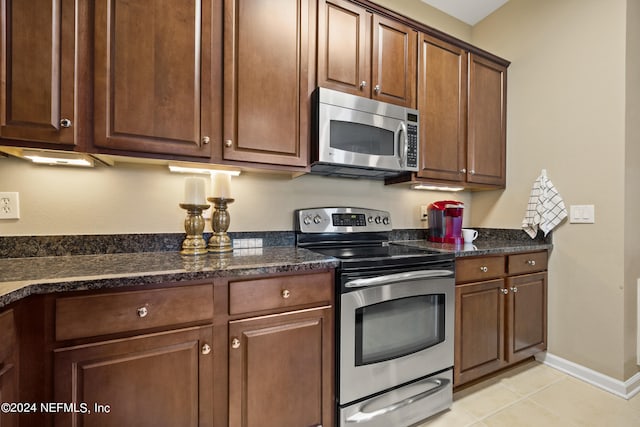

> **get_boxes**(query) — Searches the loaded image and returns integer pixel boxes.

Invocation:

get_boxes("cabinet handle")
[231,338,240,349]
[374,84,381,93]
[60,118,72,128]
[281,289,291,299]
[201,136,210,145]
[510,287,518,293]
[460,168,467,173]
[360,81,367,89]
[527,260,536,266]
[201,344,211,355]
[479,266,488,273]
[501,288,509,295]
[470,169,476,175]
[224,139,233,148]
[137,306,148,318]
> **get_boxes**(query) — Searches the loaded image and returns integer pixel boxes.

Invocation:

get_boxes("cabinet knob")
[201,344,211,355]
[501,288,509,295]
[231,338,241,349]
[224,139,233,148]
[60,118,72,128]
[527,260,536,266]
[510,287,518,293]
[460,168,467,173]
[281,289,291,299]
[374,84,381,93]
[480,266,488,273]
[360,81,367,89]
[201,136,210,145]
[137,306,148,318]
[469,169,476,175]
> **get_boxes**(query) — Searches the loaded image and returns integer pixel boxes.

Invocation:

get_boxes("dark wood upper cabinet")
[92,0,221,158]
[0,0,76,147]
[222,0,314,167]
[467,53,507,187]
[318,0,416,108]
[417,33,467,182]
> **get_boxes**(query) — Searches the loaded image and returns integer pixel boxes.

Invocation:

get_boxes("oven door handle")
[344,269,453,288]
[345,377,451,423]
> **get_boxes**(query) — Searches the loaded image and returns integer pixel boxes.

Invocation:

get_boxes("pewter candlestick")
[179,203,210,255]
[208,197,234,253]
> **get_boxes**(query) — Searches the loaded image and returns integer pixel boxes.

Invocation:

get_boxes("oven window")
[330,120,394,155]
[355,294,445,365]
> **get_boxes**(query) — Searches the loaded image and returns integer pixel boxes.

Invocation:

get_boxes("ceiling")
[421,0,509,25]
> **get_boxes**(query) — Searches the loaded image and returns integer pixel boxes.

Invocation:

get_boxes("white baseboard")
[535,352,640,400]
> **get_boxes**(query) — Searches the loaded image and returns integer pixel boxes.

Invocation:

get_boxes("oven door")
[339,269,454,405]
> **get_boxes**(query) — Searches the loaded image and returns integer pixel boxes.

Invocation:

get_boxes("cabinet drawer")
[56,285,213,341]
[229,272,332,316]
[508,251,548,275]
[456,256,505,283]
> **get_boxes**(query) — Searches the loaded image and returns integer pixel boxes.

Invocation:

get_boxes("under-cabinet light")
[22,151,94,167]
[168,164,241,176]
[412,183,464,192]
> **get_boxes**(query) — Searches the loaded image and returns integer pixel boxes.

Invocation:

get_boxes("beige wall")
[471,0,635,380]
[625,0,640,377]
[0,155,471,235]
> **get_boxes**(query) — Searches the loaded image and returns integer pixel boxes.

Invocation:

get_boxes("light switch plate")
[570,204,595,223]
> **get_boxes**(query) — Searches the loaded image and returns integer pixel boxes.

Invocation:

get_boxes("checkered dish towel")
[522,171,567,238]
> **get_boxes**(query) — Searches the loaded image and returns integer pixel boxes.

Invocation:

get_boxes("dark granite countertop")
[393,238,553,257]
[0,247,340,309]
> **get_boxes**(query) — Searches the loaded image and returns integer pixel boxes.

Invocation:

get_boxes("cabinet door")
[229,308,333,427]
[417,34,467,181]
[223,0,313,167]
[467,53,507,187]
[317,0,370,97]
[0,0,76,146]
[506,272,547,363]
[93,0,219,158]
[0,310,17,427]
[454,279,507,386]
[54,326,213,427]
[371,15,416,108]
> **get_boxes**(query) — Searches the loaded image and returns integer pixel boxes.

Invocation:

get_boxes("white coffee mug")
[462,228,478,243]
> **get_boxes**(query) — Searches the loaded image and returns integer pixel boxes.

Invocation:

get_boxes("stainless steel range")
[295,207,455,427]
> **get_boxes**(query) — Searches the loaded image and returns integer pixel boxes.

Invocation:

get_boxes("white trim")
[536,352,640,400]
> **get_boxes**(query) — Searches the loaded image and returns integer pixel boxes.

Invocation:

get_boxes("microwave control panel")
[406,121,418,169]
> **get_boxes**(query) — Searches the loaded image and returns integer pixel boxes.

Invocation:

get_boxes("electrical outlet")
[0,192,20,219]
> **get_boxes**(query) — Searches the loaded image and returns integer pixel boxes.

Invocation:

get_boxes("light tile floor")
[417,361,640,427]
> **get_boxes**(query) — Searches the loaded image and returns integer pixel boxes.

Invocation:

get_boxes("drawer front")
[456,256,506,283]
[508,251,548,275]
[229,272,332,316]
[56,285,214,341]
[0,309,16,362]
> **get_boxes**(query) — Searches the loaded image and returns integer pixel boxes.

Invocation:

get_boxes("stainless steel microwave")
[311,88,419,179]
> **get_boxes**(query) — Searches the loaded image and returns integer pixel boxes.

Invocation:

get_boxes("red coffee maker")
[427,200,464,244]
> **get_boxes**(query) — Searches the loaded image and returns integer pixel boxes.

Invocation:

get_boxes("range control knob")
[303,215,312,225]
[375,216,382,224]
[368,216,374,223]
[313,215,322,224]
[382,217,390,225]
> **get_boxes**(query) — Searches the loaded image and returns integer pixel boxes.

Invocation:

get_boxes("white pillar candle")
[184,177,206,204]
[212,173,231,198]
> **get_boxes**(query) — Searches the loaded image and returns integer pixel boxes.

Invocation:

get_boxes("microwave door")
[318,104,403,171]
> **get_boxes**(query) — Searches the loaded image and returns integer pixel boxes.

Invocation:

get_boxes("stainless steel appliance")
[295,207,454,427]
[311,88,419,179]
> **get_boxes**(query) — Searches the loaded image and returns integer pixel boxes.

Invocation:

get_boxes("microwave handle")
[397,121,408,168]
[344,270,454,288]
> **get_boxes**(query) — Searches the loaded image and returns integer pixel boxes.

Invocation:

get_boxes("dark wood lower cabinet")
[0,309,18,427]
[54,325,213,427]
[228,307,333,427]
[454,252,548,387]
